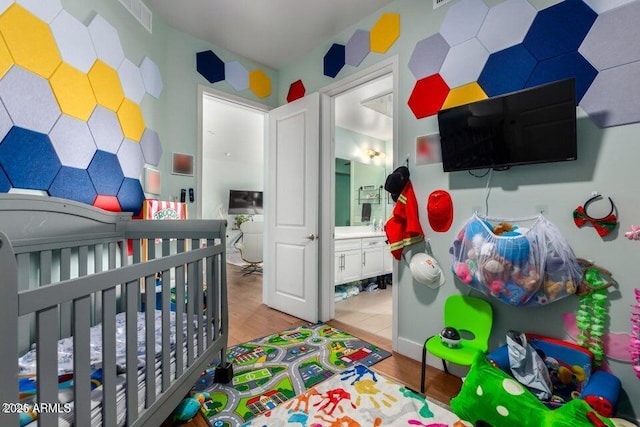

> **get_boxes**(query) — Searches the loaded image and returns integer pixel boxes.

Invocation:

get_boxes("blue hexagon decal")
[525,51,598,102]
[87,150,124,196]
[324,43,346,78]
[0,126,61,190]
[196,50,225,84]
[49,166,97,205]
[478,44,537,97]
[117,177,145,216]
[0,165,11,192]
[523,0,597,61]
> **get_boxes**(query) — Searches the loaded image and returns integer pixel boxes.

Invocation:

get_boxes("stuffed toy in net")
[449,214,582,307]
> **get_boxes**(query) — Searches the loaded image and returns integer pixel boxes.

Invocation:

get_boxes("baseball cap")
[427,190,453,232]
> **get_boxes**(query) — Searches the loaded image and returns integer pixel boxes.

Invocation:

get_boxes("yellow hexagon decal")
[50,62,97,121]
[0,4,61,78]
[117,98,145,142]
[0,36,13,80]
[442,82,487,110]
[249,69,271,99]
[370,13,400,54]
[88,60,125,112]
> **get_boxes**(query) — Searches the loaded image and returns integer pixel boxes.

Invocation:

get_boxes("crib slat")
[59,247,72,338]
[73,295,91,426]
[16,253,34,354]
[161,240,171,390]
[101,287,117,427]
[36,306,58,427]
[195,245,204,356]
[186,260,196,366]
[206,240,215,346]
[144,238,157,404]
[174,239,185,377]
[125,279,139,423]
[92,244,104,325]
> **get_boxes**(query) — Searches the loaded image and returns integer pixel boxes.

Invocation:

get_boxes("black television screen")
[437,78,577,172]
[228,190,263,214]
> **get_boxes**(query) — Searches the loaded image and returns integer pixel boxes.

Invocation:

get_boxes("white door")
[266,92,319,322]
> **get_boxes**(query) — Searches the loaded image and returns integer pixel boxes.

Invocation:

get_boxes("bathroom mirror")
[335,158,391,226]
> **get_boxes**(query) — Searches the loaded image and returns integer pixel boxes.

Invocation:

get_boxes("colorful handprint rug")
[191,323,392,426]
[243,364,469,427]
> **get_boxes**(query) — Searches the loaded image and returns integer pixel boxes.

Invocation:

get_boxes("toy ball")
[172,397,203,422]
[496,234,530,264]
[440,326,461,348]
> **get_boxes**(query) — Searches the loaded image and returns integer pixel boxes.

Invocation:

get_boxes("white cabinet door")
[340,250,362,284]
[362,246,384,278]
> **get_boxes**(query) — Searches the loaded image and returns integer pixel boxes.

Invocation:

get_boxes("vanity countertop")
[334,227,386,240]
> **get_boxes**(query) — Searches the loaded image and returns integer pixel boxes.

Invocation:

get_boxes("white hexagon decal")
[583,0,636,13]
[139,128,162,166]
[49,115,98,169]
[478,0,537,53]
[16,0,63,23]
[118,58,146,104]
[88,14,125,69]
[117,138,145,179]
[440,38,489,89]
[225,61,249,92]
[139,56,163,99]
[440,0,489,47]
[88,106,124,154]
[50,10,97,73]
[0,66,61,134]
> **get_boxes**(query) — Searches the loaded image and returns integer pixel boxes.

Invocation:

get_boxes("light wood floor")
[165,265,462,426]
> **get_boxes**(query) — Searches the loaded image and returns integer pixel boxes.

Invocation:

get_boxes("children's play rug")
[191,323,393,426]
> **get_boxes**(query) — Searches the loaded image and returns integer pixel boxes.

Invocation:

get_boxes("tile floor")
[334,286,392,339]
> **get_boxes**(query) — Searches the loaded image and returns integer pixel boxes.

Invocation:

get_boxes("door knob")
[306,234,318,241]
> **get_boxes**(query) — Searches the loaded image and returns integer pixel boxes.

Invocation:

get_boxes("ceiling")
[146,0,395,70]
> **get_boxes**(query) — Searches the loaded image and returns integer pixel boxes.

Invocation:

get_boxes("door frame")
[319,56,399,350]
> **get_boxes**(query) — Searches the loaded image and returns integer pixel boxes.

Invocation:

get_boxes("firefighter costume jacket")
[385,180,425,260]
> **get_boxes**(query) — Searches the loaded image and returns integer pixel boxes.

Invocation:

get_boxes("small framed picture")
[415,133,442,166]
[172,152,194,176]
[143,165,161,195]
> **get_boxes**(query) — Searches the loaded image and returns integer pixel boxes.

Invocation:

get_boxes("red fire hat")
[427,190,453,232]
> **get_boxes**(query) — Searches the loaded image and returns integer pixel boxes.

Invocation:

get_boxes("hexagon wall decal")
[0,100,11,142]
[0,165,10,193]
[477,0,537,54]
[441,82,487,110]
[88,14,125,69]
[196,50,225,84]
[87,150,124,196]
[370,13,400,54]
[408,74,450,119]
[49,115,97,169]
[0,66,61,134]
[48,166,97,205]
[139,128,162,167]
[49,10,97,73]
[88,106,124,154]
[118,58,146,104]
[580,60,640,127]
[93,195,122,212]
[525,51,598,102]
[440,38,489,89]
[139,56,163,99]
[117,177,145,216]
[117,138,145,179]
[579,1,640,72]
[0,126,61,190]
[478,44,537,97]
[408,33,450,80]
[16,0,63,23]
[88,60,125,112]
[0,33,13,80]
[523,0,597,61]
[287,80,306,103]
[117,98,145,142]
[345,29,370,67]
[324,43,345,78]
[583,0,635,14]
[225,61,249,91]
[440,0,488,47]
[0,4,62,78]
[49,62,97,121]
[249,69,271,99]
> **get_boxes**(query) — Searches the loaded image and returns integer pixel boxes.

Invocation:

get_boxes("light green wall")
[278,0,640,419]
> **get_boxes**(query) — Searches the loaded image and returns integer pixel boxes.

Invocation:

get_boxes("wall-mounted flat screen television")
[437,78,577,172]
[228,190,263,214]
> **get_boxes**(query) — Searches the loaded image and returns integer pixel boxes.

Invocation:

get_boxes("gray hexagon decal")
[440,0,489,47]
[477,0,537,53]
[88,106,124,154]
[440,38,489,89]
[49,115,97,169]
[88,14,125,69]
[139,128,162,166]
[408,33,449,80]
[118,58,146,104]
[50,10,97,73]
[139,56,163,99]
[117,138,145,179]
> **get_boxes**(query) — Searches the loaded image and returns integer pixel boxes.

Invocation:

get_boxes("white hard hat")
[409,252,446,289]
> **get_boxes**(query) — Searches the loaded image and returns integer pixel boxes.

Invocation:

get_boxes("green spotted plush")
[450,353,615,427]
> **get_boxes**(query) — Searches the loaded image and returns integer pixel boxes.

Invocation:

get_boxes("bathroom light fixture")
[366,148,385,159]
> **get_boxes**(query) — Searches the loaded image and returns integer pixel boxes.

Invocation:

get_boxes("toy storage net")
[450,214,582,307]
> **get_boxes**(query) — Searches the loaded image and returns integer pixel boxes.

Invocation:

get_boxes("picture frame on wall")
[172,152,194,176]
[143,165,161,195]
[415,133,442,166]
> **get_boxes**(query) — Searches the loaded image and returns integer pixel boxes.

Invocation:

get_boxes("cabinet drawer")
[335,238,361,251]
[361,236,386,247]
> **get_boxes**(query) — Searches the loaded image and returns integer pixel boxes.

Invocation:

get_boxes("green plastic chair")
[420,294,493,394]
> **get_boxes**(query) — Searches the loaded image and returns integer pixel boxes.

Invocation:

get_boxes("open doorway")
[324,61,397,342]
